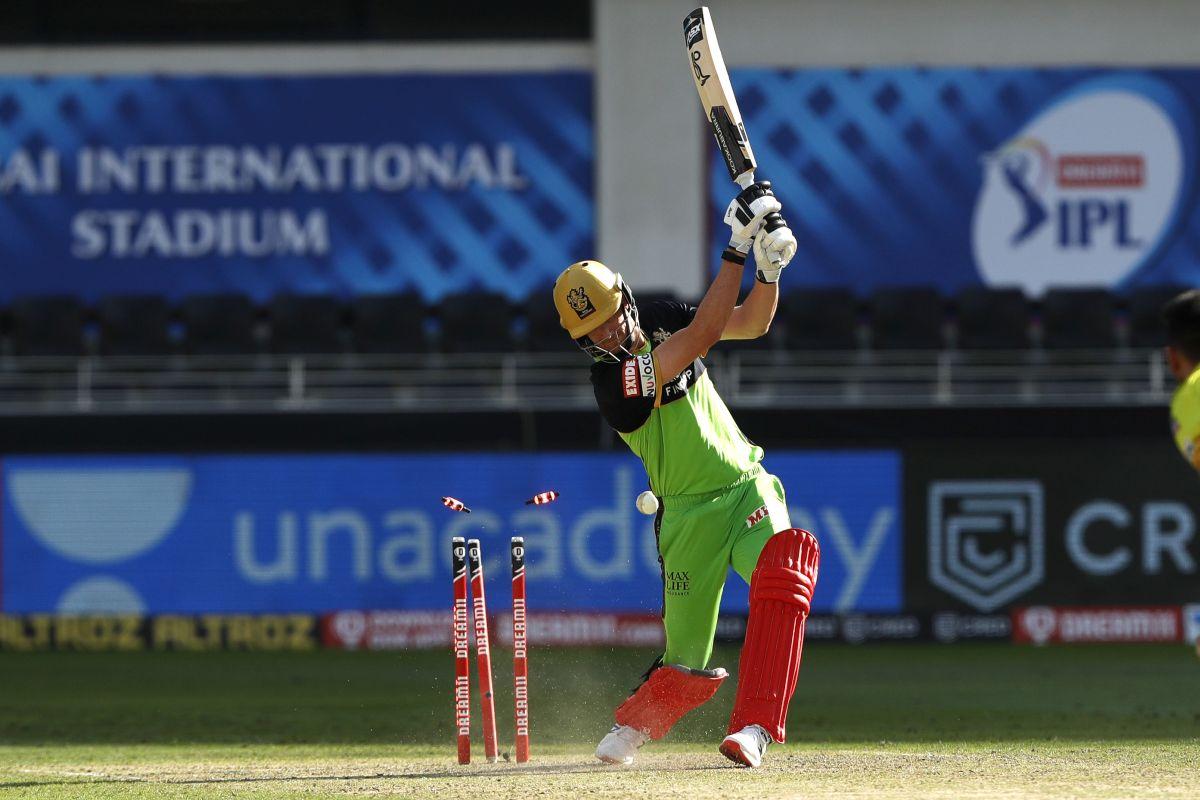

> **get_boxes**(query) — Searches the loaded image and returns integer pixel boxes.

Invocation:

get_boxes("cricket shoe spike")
[595,724,649,765]
[719,724,772,768]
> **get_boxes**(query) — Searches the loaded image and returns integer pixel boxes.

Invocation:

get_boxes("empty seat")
[869,287,945,349]
[439,290,514,353]
[955,287,1031,349]
[781,288,859,350]
[1127,285,1189,348]
[181,293,258,356]
[351,292,428,354]
[268,294,345,355]
[1040,288,1117,349]
[10,295,86,357]
[521,294,574,352]
[97,295,172,356]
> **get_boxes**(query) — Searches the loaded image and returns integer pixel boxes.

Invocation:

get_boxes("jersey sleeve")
[1171,376,1200,471]
[591,353,659,434]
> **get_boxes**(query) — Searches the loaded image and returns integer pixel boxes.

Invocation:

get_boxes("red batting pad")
[614,663,728,740]
[728,528,820,743]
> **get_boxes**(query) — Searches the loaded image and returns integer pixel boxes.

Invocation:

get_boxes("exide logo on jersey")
[622,359,640,398]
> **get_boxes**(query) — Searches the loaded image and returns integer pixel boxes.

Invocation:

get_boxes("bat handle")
[734,170,755,189]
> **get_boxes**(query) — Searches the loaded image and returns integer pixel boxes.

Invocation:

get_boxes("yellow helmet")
[553,260,625,340]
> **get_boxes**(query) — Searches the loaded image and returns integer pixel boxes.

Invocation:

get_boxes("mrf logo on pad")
[621,354,657,399]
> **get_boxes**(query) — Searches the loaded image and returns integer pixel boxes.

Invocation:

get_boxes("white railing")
[0,348,1173,415]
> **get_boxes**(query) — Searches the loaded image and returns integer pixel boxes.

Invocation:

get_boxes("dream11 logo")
[972,76,1194,294]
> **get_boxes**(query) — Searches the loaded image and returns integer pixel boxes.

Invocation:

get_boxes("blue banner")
[0,73,592,302]
[710,68,1200,296]
[0,451,901,614]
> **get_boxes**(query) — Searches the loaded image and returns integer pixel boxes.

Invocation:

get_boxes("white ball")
[636,490,660,515]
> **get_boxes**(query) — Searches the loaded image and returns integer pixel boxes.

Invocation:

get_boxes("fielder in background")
[1163,288,1200,657]
[1165,289,1200,473]
[552,181,819,768]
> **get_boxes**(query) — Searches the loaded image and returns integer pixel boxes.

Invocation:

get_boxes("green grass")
[0,644,1197,798]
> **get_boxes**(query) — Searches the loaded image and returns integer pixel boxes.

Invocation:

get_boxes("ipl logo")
[972,78,1191,294]
[928,481,1044,612]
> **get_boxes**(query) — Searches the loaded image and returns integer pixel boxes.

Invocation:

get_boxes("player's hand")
[724,181,782,253]
[753,220,797,283]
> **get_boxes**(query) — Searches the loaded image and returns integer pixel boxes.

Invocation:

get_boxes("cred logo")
[928,481,1044,612]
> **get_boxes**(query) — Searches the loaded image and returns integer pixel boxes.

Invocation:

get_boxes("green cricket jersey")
[590,301,763,496]
[1170,367,1200,471]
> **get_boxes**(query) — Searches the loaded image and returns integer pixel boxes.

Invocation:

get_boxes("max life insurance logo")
[972,76,1194,294]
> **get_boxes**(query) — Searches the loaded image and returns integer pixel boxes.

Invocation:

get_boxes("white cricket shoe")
[595,724,649,765]
[719,724,772,768]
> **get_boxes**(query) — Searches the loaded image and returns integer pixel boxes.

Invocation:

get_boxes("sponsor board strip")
[0,614,318,651]
[1014,605,1183,645]
[322,610,667,649]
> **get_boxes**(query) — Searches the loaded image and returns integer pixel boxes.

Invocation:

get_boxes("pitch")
[0,644,1196,798]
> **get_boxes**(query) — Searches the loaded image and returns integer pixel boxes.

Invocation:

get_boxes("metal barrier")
[0,348,1173,415]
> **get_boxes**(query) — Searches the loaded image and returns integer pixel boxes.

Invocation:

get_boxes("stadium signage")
[710,68,1200,294]
[0,614,317,651]
[0,73,593,302]
[1013,605,1181,644]
[907,441,1200,612]
[927,480,1044,612]
[3,452,900,615]
[972,77,1192,294]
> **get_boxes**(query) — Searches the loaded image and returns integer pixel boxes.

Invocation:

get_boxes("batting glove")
[724,181,782,257]
[753,219,797,283]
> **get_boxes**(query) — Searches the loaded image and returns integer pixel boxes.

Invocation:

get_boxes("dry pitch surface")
[3,743,1198,799]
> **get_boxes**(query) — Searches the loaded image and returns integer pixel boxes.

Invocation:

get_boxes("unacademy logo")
[972,80,1190,295]
[8,467,192,612]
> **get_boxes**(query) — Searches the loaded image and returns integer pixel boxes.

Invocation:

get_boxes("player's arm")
[722,218,797,340]
[722,280,778,341]
[654,182,780,382]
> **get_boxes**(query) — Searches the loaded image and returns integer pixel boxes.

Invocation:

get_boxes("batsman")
[552,182,819,768]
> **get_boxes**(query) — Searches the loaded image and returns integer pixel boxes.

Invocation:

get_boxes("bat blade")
[684,6,756,184]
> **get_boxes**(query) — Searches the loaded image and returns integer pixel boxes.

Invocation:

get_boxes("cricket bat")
[684,6,784,261]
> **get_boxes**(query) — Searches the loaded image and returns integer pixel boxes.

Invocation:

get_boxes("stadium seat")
[439,290,514,353]
[781,288,859,350]
[98,295,173,357]
[351,292,429,354]
[955,287,1031,349]
[180,293,259,356]
[10,295,86,357]
[268,294,346,355]
[869,287,946,349]
[521,294,574,352]
[1127,285,1188,349]
[1040,288,1118,349]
